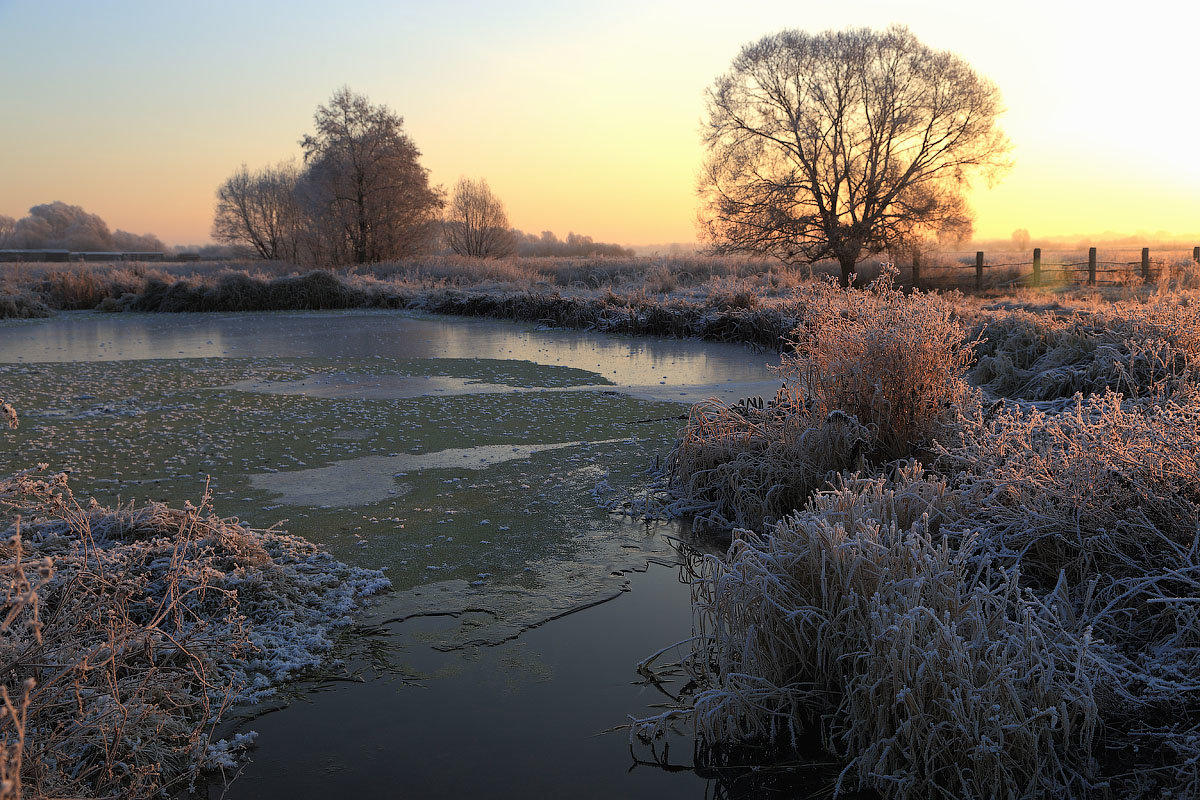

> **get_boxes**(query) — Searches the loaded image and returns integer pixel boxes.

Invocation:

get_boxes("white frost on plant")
[205,731,259,770]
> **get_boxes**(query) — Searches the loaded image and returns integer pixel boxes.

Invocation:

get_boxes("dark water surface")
[221,562,705,799]
[0,310,787,798]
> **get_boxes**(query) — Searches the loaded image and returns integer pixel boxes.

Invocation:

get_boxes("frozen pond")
[0,309,783,797]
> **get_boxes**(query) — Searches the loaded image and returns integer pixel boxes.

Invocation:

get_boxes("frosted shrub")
[781,270,977,461]
[651,392,1200,797]
[666,270,976,530]
[943,390,1200,585]
[672,464,1102,798]
[667,388,869,530]
[970,304,1200,401]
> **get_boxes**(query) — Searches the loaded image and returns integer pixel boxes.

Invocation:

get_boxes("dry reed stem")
[0,469,387,799]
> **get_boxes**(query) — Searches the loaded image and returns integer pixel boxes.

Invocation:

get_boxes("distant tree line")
[214,88,631,263]
[0,201,166,252]
[511,230,632,258]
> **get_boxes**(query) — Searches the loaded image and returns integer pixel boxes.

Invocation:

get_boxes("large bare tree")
[443,178,515,258]
[701,24,1011,284]
[211,162,303,260]
[300,87,442,264]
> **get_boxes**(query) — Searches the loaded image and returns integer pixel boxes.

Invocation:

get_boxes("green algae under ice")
[0,309,779,798]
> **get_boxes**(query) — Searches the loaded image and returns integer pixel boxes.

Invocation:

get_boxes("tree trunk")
[837,253,857,287]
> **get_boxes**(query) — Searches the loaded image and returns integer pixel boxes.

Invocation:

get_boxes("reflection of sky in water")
[0,310,773,386]
[0,309,785,796]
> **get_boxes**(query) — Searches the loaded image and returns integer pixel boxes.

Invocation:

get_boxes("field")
[5,253,1200,797]
[2,247,1199,320]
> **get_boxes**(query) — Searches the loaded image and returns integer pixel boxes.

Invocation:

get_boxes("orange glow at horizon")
[1,1,1198,250]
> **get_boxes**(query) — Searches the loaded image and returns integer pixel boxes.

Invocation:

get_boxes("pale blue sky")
[2,0,1197,245]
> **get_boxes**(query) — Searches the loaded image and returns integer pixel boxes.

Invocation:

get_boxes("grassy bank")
[631,271,1200,799]
[5,249,1200,323]
[6,257,1200,358]
[0,261,812,349]
[0,468,388,799]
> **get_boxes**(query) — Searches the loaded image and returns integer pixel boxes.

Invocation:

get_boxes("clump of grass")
[122,269,377,312]
[0,469,388,799]
[0,293,51,321]
[970,302,1200,401]
[665,390,869,530]
[704,276,761,310]
[644,389,1200,797]
[655,463,1102,799]
[783,270,977,460]
[34,267,164,310]
[664,271,976,530]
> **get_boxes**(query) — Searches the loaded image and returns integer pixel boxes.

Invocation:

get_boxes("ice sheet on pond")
[0,310,774,647]
[229,369,784,406]
[226,373,537,399]
[250,438,629,507]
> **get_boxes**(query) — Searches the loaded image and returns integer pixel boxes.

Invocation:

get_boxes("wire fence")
[905,247,1199,290]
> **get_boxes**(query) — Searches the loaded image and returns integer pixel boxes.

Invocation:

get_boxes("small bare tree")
[443,178,515,258]
[701,24,1011,285]
[212,162,304,260]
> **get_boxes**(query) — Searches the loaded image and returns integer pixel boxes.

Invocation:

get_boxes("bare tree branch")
[700,25,1012,284]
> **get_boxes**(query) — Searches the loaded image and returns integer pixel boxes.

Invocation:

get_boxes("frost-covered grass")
[0,292,50,320]
[663,274,976,531]
[634,270,1200,798]
[6,249,1200,320]
[969,297,1200,402]
[0,468,388,799]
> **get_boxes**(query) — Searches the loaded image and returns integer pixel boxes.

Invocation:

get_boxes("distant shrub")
[123,270,373,313]
[34,267,159,310]
[0,292,51,319]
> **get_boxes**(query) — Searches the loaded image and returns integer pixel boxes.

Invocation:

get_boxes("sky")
[0,0,1197,248]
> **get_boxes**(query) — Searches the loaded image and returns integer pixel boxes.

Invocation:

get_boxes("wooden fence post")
[1088,247,1097,286]
[1193,245,1199,263]
[912,252,921,291]
[1142,247,1151,283]
[1033,247,1041,287]
[975,251,984,291]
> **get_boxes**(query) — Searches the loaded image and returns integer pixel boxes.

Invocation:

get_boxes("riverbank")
[1,264,804,349]
[0,467,388,798]
[631,273,1200,799]
[5,258,1200,358]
